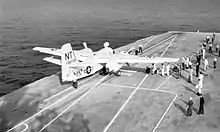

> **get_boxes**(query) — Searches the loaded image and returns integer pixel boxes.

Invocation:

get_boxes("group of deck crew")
[130,33,219,116]
[186,33,218,116]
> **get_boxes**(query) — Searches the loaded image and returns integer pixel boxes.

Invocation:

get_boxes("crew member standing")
[196,53,199,63]
[177,64,181,79]
[212,32,216,42]
[204,58,209,71]
[196,62,200,77]
[212,35,215,44]
[212,32,215,40]
[198,95,205,114]
[173,64,180,80]
[213,57,217,69]
[166,63,170,76]
[187,97,194,116]
[209,43,213,54]
[202,48,205,60]
[188,67,193,83]
[219,48,220,57]
[199,72,204,85]
[216,44,219,52]
[203,43,207,48]
[182,57,185,70]
[135,49,139,55]
[189,60,192,69]
[152,63,157,75]
[206,35,210,44]
[161,63,165,76]
[138,44,143,54]
[195,80,201,95]
[185,57,189,69]
[196,79,203,96]
[197,52,201,65]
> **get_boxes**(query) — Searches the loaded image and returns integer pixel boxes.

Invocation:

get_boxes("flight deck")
[1,31,220,132]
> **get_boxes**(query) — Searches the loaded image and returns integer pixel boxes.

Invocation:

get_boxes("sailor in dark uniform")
[187,97,193,116]
[212,32,216,43]
[135,49,139,55]
[196,62,200,77]
[198,95,205,114]
[213,57,217,69]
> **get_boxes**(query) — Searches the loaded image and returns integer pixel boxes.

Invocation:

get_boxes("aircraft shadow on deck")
[121,66,147,73]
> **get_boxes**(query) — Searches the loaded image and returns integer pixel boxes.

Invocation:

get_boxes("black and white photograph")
[0,0,220,132]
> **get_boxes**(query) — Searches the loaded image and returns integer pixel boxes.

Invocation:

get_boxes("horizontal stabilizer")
[43,56,61,65]
[69,61,96,67]
[33,47,62,56]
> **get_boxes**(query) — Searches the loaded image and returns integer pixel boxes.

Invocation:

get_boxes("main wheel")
[106,67,110,75]
[99,69,103,75]
[72,82,78,89]
[115,70,121,76]
[145,67,151,74]
[118,71,121,76]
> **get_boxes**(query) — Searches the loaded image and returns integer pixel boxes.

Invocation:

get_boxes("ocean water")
[1,0,220,95]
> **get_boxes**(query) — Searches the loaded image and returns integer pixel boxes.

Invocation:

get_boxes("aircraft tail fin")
[61,43,77,65]
[61,43,77,82]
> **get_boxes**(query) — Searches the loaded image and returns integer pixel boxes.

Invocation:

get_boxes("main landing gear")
[72,81,78,89]
[61,80,78,89]
[114,70,121,76]
[99,66,109,76]
[145,66,151,74]
[99,66,121,76]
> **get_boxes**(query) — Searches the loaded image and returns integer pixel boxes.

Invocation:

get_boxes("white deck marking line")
[155,76,171,90]
[100,80,176,95]
[101,75,177,132]
[99,83,177,98]
[152,36,201,132]
[44,73,99,102]
[100,83,137,88]
[9,33,177,132]
[7,82,93,132]
[143,35,157,47]
[120,69,137,73]
[43,34,159,102]
[151,34,178,132]
[152,93,177,132]
[143,35,176,52]
[38,75,108,132]
[103,74,149,132]
[102,34,178,132]
[17,123,28,132]
[100,79,177,132]
[160,35,177,57]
